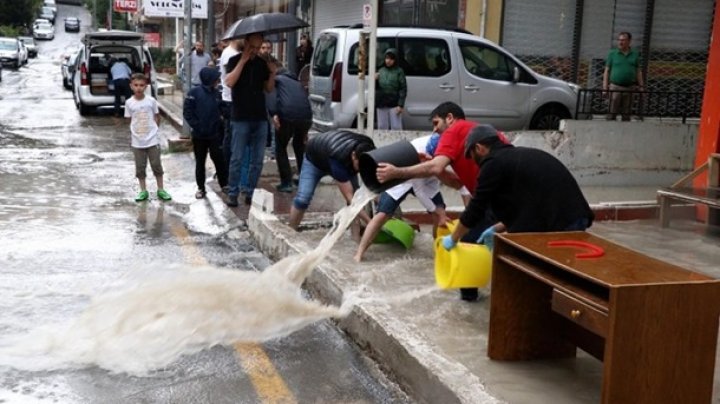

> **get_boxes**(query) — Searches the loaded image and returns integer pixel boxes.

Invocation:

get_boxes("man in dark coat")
[288,130,375,230]
[268,63,313,192]
[441,124,594,251]
[183,67,228,198]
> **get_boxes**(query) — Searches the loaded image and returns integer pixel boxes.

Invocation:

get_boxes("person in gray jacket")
[269,61,313,192]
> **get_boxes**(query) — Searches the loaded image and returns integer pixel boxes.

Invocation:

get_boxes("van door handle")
[438,84,455,90]
[464,85,480,92]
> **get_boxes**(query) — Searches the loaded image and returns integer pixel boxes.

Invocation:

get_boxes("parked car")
[61,50,79,89]
[18,36,38,57]
[64,17,80,33]
[33,22,55,40]
[309,26,580,131]
[0,37,25,69]
[73,30,158,115]
[39,6,56,24]
[44,0,57,14]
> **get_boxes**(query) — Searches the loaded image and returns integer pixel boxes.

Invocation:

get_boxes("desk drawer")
[551,289,609,338]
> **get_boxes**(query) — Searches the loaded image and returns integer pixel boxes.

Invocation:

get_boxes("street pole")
[182,0,193,138]
[366,0,379,136]
[207,0,214,49]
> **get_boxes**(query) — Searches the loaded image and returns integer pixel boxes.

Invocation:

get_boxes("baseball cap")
[464,124,499,158]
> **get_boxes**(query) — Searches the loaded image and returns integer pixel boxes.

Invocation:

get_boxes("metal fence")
[575,88,702,122]
[500,0,713,107]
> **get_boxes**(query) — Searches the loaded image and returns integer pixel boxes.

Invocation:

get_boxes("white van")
[309,26,580,131]
[72,30,157,115]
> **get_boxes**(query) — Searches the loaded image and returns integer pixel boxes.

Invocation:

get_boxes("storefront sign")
[113,0,138,13]
[144,33,161,48]
[144,0,207,19]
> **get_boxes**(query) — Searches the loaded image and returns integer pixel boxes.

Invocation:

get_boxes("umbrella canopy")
[223,13,309,40]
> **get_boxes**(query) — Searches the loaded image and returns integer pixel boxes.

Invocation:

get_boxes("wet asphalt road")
[0,4,408,404]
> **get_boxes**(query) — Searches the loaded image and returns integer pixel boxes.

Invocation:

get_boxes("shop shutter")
[501,0,576,58]
[312,0,369,40]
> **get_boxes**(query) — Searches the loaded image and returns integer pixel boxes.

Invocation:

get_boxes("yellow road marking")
[169,219,296,404]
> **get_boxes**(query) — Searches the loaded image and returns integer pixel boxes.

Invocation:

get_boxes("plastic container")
[359,140,420,193]
[434,221,492,289]
[373,218,415,249]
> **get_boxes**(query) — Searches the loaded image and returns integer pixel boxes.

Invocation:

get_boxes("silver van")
[72,30,157,115]
[309,26,580,131]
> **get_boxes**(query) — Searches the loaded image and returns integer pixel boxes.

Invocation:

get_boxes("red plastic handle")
[547,240,605,259]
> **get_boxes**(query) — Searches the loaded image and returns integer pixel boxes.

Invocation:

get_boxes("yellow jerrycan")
[434,220,492,289]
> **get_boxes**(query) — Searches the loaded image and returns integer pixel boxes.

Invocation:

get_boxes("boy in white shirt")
[124,73,172,202]
[353,132,471,262]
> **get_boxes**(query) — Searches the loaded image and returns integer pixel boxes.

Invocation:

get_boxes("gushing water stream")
[0,188,380,376]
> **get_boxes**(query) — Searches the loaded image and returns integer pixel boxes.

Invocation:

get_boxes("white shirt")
[220,46,240,102]
[384,135,471,212]
[124,96,160,148]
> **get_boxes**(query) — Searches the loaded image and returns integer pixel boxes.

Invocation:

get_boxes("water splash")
[0,188,377,376]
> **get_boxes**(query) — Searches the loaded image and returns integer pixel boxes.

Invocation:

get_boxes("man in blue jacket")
[183,67,228,199]
[268,61,313,192]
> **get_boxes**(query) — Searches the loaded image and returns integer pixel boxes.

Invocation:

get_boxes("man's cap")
[464,124,499,158]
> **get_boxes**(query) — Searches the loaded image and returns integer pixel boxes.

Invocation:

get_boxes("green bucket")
[373,218,415,249]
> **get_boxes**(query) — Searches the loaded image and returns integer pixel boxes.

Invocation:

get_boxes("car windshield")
[37,23,52,29]
[67,18,78,22]
[0,41,16,50]
[19,37,34,44]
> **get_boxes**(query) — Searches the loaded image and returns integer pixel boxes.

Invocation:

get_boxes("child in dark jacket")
[183,67,228,198]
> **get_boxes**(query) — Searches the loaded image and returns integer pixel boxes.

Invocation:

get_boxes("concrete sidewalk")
[155,89,720,403]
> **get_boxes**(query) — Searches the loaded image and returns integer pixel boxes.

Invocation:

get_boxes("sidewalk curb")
[157,97,193,153]
[247,204,503,404]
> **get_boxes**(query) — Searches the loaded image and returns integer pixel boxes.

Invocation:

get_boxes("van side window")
[347,37,395,75]
[312,34,338,77]
[459,40,514,81]
[397,38,451,77]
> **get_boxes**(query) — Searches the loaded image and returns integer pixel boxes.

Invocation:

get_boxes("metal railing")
[575,88,702,123]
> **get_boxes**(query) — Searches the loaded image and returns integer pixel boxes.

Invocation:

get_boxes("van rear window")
[312,34,337,77]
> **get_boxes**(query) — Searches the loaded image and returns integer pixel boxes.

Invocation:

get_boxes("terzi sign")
[144,0,208,19]
[113,0,138,12]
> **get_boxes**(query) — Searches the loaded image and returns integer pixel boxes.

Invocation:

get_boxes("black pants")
[113,78,131,116]
[459,209,497,301]
[193,136,227,191]
[219,101,233,176]
[275,118,311,186]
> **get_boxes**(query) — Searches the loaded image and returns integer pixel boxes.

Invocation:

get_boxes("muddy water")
[0,188,377,376]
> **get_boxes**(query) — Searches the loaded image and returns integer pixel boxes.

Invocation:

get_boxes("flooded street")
[0,4,407,403]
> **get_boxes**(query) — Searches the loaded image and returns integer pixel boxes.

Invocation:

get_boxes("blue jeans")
[227,120,267,198]
[292,157,359,210]
[376,190,444,215]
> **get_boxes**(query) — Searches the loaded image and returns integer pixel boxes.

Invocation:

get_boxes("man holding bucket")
[441,124,594,251]
[288,130,376,230]
[375,102,502,301]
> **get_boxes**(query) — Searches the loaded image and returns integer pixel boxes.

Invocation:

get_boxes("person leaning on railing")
[602,31,644,121]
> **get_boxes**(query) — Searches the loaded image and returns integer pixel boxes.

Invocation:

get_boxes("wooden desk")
[489,232,720,403]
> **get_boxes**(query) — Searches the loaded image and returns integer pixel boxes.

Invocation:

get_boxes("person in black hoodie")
[288,130,375,230]
[183,67,228,199]
[268,61,313,193]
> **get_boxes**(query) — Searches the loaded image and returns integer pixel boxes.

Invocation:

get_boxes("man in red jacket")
[376,102,504,302]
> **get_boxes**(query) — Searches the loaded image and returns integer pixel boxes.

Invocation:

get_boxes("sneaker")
[227,195,239,207]
[134,190,149,202]
[195,189,206,199]
[275,183,294,193]
[157,189,172,201]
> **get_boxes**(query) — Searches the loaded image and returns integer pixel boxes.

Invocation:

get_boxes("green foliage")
[149,47,177,71]
[0,25,20,37]
[0,0,43,28]
[82,0,130,30]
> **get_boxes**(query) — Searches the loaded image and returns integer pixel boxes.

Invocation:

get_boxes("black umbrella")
[222,13,309,40]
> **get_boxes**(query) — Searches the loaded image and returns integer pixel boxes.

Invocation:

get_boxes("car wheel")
[14,60,20,69]
[529,105,570,130]
[78,102,92,116]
